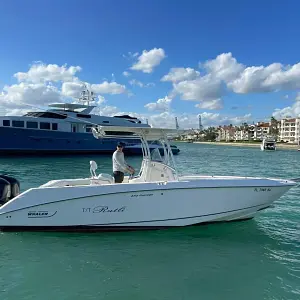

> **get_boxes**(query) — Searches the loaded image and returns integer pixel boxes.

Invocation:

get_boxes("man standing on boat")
[112,142,134,183]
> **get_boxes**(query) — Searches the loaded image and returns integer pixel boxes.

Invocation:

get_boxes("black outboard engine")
[0,175,20,206]
[0,177,10,206]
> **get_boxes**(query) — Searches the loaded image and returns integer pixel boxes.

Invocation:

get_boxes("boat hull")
[0,177,294,231]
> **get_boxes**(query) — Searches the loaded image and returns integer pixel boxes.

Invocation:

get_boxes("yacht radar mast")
[77,84,97,106]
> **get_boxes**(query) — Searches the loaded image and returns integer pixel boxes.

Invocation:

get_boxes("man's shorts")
[113,171,124,183]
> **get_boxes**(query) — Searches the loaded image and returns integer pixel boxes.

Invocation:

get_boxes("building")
[217,126,235,141]
[279,118,300,143]
[255,122,270,140]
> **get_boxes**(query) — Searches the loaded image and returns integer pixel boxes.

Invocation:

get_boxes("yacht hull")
[0,177,295,231]
[0,127,140,155]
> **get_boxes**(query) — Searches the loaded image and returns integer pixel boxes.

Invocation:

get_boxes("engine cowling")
[0,175,20,203]
[0,178,11,205]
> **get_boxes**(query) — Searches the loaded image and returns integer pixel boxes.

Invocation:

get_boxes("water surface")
[0,142,299,300]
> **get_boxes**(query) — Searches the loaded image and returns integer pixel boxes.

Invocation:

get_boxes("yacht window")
[52,123,58,130]
[77,113,91,119]
[12,120,24,127]
[27,121,38,129]
[40,122,51,130]
[3,120,10,127]
[102,121,110,124]
[24,112,67,119]
[85,125,93,133]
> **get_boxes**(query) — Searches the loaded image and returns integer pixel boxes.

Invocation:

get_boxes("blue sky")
[1,0,300,128]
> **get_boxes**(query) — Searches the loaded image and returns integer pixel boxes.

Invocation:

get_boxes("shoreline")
[176,141,299,150]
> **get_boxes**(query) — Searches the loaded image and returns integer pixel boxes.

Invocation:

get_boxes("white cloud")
[173,74,223,102]
[14,63,81,83]
[162,53,300,113]
[91,104,118,116]
[227,62,300,94]
[123,71,131,77]
[62,81,84,98]
[203,52,244,83]
[161,67,200,83]
[91,81,126,94]
[145,96,172,112]
[131,48,166,73]
[273,93,300,119]
[62,80,127,98]
[97,95,105,105]
[195,98,223,110]
[129,79,155,88]
[0,82,61,110]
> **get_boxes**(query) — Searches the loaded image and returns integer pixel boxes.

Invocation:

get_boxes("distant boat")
[260,137,276,151]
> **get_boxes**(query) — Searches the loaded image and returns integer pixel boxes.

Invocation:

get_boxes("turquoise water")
[0,143,299,300]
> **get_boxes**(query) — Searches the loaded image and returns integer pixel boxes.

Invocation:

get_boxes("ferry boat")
[0,86,179,155]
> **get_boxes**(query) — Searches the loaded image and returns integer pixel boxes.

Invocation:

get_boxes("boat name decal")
[28,211,57,218]
[131,193,154,198]
[254,188,272,192]
[82,206,126,213]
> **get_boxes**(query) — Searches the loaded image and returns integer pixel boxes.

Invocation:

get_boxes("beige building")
[279,118,300,143]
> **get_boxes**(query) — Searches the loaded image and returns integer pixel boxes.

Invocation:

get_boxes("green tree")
[203,126,218,141]
[270,116,279,138]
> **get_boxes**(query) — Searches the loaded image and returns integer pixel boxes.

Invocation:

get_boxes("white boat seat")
[96,173,114,184]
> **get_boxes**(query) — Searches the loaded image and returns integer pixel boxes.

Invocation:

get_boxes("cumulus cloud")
[62,80,126,98]
[0,82,61,109]
[61,81,84,98]
[195,98,223,110]
[0,62,128,117]
[131,48,166,73]
[273,93,300,119]
[14,63,81,83]
[162,52,300,111]
[91,81,126,94]
[204,52,244,83]
[173,74,223,102]
[144,96,172,112]
[161,67,200,83]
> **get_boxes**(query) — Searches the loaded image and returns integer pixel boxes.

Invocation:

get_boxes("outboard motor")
[0,177,11,206]
[0,175,20,204]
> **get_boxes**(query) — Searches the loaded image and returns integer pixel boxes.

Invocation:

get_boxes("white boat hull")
[0,176,294,231]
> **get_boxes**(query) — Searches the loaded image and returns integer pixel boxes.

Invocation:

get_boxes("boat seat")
[96,173,115,184]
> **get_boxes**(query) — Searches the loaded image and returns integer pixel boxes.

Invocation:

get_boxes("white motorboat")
[0,126,296,232]
[261,137,277,151]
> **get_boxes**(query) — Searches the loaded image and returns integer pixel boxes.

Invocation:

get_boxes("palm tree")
[269,116,279,140]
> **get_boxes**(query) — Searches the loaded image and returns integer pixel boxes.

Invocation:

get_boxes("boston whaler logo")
[28,211,57,218]
[82,206,126,213]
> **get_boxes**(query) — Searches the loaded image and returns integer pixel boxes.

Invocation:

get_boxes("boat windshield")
[151,148,163,162]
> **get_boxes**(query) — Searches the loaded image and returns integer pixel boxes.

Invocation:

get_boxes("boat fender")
[0,175,20,199]
[0,178,11,205]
